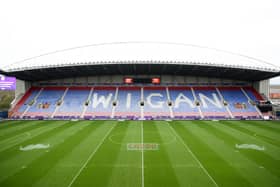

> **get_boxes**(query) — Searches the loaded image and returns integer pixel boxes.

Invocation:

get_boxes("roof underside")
[1,42,279,81]
[2,64,279,81]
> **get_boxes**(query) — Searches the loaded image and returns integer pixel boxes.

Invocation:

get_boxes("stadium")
[0,42,280,187]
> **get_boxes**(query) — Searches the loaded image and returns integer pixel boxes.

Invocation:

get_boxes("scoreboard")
[124,77,160,84]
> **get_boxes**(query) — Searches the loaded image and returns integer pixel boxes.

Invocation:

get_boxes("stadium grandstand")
[1,42,280,120]
[1,42,280,187]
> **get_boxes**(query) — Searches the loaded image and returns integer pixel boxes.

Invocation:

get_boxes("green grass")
[0,120,279,187]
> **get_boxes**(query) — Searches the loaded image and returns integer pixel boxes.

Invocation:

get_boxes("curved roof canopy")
[1,42,280,81]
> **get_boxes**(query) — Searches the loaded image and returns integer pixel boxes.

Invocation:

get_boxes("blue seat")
[115,89,141,118]
[169,88,200,118]
[85,88,115,118]
[56,89,90,116]
[219,88,259,117]
[193,88,229,118]
[143,88,170,117]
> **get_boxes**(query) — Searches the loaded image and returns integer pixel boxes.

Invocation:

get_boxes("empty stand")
[24,87,66,118]
[193,87,230,119]
[10,86,264,120]
[54,87,91,118]
[10,87,41,118]
[114,87,141,119]
[243,86,264,101]
[168,87,200,119]
[84,87,116,119]
[219,87,261,119]
[143,87,170,119]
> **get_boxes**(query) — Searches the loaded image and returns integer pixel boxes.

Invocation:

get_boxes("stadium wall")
[253,79,270,98]
[12,79,31,109]
[15,79,31,98]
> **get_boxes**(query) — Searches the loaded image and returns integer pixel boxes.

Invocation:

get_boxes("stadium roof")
[1,42,280,81]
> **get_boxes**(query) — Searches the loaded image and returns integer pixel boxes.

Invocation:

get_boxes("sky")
[0,0,279,84]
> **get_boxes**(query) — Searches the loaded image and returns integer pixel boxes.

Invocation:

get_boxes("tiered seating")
[169,87,199,119]
[54,87,91,118]
[10,86,264,119]
[114,87,141,119]
[143,87,170,119]
[219,87,261,119]
[243,87,263,102]
[193,87,230,119]
[24,87,66,118]
[84,87,116,119]
[10,87,41,118]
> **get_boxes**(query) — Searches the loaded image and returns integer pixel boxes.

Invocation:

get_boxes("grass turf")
[0,120,279,187]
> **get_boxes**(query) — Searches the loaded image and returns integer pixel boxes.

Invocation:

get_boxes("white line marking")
[141,121,145,187]
[67,124,116,187]
[166,122,219,187]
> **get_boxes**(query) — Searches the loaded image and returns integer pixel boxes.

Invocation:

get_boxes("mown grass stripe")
[167,121,219,187]
[246,121,280,137]
[0,119,279,187]
[202,122,280,179]
[0,121,75,162]
[0,121,36,133]
[0,120,26,129]
[68,124,118,187]
[259,121,280,129]
[143,121,180,187]
[241,121,280,133]
[255,123,280,133]
[256,125,280,134]
[0,121,48,141]
[65,121,127,186]
[219,121,280,147]
[31,121,115,187]
[172,121,253,187]
[0,122,66,152]
[221,121,280,159]
[167,122,219,186]
[0,121,101,187]
[0,121,89,183]
[104,121,142,187]
[239,126,280,146]
[245,121,280,131]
